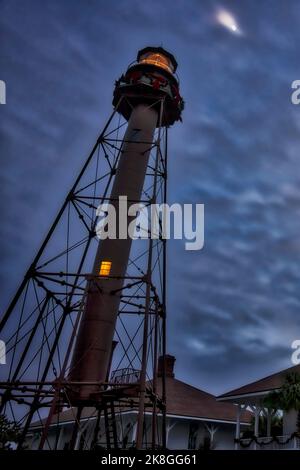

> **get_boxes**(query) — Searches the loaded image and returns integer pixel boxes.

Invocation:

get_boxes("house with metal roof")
[218,364,300,450]
[27,356,251,450]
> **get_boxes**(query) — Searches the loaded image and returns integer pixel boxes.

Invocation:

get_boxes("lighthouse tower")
[70,47,183,395]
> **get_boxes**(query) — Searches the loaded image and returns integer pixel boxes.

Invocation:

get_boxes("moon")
[216,9,241,35]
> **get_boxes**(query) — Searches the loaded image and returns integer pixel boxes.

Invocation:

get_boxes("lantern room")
[137,46,178,75]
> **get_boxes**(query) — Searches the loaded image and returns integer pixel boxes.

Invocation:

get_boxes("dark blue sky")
[1,0,300,394]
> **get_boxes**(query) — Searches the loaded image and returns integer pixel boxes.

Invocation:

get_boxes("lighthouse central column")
[69,104,158,398]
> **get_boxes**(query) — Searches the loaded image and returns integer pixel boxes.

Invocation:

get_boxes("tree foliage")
[0,414,21,450]
[263,372,300,412]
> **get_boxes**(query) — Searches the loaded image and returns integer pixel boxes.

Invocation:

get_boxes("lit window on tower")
[99,261,112,276]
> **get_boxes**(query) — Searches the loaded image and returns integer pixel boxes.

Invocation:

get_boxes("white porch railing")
[239,435,300,450]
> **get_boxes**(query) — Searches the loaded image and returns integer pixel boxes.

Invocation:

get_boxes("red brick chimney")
[157,355,176,378]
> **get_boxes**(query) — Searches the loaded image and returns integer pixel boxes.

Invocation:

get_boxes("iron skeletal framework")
[0,47,183,450]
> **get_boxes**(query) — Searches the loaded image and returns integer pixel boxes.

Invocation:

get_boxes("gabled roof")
[218,364,300,400]
[156,376,251,423]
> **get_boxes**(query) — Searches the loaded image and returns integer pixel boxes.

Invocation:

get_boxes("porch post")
[132,420,137,446]
[235,404,241,450]
[56,426,64,450]
[166,419,177,448]
[205,424,219,449]
[266,409,272,437]
[74,430,81,450]
[254,406,260,437]
[253,406,261,450]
